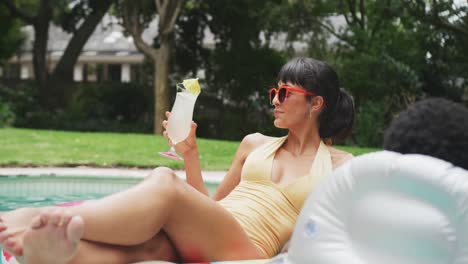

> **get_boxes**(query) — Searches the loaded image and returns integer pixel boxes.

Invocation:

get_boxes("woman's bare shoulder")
[327,146,354,169]
[231,133,270,164]
[242,132,274,146]
[239,133,277,153]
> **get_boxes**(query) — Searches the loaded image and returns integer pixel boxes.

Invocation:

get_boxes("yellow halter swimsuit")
[219,136,333,257]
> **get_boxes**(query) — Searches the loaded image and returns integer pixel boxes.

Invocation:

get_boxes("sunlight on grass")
[0,128,378,170]
[0,128,239,170]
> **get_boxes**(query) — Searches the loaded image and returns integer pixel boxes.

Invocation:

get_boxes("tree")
[203,0,286,100]
[50,1,114,102]
[278,0,467,146]
[119,0,184,134]
[0,6,24,64]
[400,0,468,100]
[202,0,288,136]
[1,0,113,107]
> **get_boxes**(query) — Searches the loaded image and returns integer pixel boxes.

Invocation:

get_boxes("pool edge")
[0,168,226,184]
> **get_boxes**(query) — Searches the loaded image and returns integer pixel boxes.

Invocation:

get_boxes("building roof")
[11,14,346,64]
[22,15,146,53]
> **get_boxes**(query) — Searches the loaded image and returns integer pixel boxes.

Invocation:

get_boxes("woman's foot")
[0,207,42,256]
[23,210,84,264]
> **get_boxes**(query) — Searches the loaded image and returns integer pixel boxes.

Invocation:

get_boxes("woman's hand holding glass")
[162,111,199,157]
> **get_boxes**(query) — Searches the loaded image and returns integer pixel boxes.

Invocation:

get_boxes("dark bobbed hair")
[277,57,354,142]
[384,98,468,170]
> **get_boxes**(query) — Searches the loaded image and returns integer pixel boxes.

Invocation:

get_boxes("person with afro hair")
[383,97,468,170]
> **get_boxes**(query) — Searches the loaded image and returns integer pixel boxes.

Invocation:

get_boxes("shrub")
[62,82,153,133]
[69,82,153,122]
[1,81,42,128]
[3,81,154,133]
[0,99,15,127]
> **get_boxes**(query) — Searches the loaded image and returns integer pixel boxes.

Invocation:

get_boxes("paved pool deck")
[0,167,227,183]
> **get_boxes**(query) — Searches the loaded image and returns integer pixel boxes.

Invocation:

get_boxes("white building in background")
[0,14,322,83]
[1,15,150,83]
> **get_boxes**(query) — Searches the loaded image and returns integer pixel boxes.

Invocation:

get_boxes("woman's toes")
[5,238,23,256]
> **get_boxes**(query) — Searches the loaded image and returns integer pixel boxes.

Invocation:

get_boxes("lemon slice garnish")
[182,78,201,94]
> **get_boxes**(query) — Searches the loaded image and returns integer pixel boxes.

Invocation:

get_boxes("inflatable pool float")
[281,151,468,264]
[1,253,268,264]
[137,261,268,264]
[1,250,19,264]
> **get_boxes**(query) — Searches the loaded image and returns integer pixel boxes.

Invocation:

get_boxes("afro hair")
[384,98,468,170]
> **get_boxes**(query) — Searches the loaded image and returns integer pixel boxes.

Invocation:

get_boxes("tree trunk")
[49,0,112,103]
[120,0,183,134]
[153,35,172,134]
[32,21,48,88]
[33,0,52,105]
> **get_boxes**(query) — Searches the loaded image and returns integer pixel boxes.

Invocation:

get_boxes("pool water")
[0,175,219,211]
[0,175,140,211]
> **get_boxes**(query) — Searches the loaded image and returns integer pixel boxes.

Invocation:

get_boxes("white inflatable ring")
[286,151,468,264]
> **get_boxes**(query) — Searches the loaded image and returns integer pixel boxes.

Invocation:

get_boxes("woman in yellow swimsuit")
[0,57,355,263]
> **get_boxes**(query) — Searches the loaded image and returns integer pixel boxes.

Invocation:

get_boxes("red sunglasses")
[269,85,316,105]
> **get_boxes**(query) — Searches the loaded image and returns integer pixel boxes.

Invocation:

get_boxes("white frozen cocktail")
[159,78,201,160]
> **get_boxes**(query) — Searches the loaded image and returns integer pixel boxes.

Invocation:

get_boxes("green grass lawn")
[0,128,379,170]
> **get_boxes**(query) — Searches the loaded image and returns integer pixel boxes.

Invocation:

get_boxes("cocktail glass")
[159,83,199,160]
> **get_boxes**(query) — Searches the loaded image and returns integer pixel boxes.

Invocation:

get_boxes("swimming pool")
[0,175,220,211]
[0,175,220,263]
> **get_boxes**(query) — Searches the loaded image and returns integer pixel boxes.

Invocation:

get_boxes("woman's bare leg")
[0,211,179,263]
[22,211,84,264]
[70,231,179,264]
[3,167,264,261]
[67,167,180,245]
[69,168,264,261]
[22,212,179,264]
[5,232,178,264]
[0,167,182,247]
[0,207,179,263]
[152,175,265,262]
[0,207,43,255]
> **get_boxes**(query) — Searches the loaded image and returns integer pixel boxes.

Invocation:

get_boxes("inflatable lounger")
[1,254,269,264]
[278,151,468,264]
[1,254,268,264]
